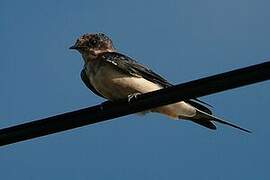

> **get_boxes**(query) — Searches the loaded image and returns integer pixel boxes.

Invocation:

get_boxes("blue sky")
[1,0,270,179]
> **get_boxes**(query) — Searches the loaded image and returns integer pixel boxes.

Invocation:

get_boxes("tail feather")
[187,100,212,115]
[190,119,217,130]
[192,98,213,108]
[195,109,251,133]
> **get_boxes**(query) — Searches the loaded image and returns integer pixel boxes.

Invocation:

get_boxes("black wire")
[0,61,270,147]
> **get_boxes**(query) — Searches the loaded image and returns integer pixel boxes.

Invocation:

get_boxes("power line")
[0,61,270,147]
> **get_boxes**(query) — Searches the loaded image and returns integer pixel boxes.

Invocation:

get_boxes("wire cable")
[0,61,270,147]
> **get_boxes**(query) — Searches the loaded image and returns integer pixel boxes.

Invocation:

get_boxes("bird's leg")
[127,93,141,103]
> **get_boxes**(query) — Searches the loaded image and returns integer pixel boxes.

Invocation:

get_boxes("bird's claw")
[127,93,141,103]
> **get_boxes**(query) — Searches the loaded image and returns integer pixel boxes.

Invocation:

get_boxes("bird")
[69,32,251,133]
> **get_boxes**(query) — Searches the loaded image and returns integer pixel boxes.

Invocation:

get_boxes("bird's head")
[70,33,115,58]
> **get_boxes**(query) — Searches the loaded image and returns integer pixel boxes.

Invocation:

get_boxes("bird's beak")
[69,45,77,50]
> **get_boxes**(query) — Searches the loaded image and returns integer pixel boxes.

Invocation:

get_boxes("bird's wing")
[80,68,106,98]
[99,52,172,88]
[99,52,212,108]
[186,99,212,114]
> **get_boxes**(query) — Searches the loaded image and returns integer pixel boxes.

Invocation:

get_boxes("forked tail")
[190,109,251,133]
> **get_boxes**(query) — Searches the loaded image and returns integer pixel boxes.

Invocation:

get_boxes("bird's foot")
[127,93,141,103]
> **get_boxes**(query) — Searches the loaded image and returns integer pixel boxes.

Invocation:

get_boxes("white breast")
[86,62,196,119]
[87,63,162,100]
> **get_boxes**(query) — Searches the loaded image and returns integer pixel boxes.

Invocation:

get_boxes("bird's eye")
[89,39,97,47]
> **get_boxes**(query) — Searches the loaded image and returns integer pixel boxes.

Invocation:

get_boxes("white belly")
[86,63,196,119]
[88,64,162,100]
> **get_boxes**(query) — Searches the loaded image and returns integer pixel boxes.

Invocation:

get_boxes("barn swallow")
[70,33,250,133]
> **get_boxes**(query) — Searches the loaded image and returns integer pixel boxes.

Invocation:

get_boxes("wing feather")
[80,68,105,98]
[99,52,213,111]
[99,52,172,87]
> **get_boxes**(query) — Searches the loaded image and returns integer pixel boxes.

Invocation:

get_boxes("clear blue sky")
[1,0,270,179]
